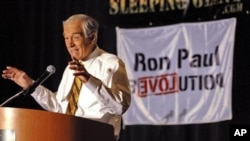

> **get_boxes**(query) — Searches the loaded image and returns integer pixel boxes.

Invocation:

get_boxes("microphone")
[0,65,56,106]
[22,65,56,96]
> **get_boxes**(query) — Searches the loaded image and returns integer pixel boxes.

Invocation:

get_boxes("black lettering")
[215,46,220,66]
[178,49,189,68]
[204,75,215,90]
[134,53,146,71]
[148,58,158,70]
[216,73,224,87]
[190,54,201,67]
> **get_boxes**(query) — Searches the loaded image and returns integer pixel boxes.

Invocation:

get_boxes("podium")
[0,107,114,141]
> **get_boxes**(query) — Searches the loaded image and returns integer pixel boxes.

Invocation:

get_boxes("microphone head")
[46,65,56,74]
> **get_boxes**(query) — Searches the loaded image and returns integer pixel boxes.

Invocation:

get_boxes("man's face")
[63,20,93,61]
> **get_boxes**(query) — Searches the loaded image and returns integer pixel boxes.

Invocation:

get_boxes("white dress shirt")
[31,46,131,137]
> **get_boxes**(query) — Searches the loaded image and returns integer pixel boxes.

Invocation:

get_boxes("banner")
[116,18,236,125]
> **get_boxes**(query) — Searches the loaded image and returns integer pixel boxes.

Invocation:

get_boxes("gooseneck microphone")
[0,65,56,106]
[23,65,56,96]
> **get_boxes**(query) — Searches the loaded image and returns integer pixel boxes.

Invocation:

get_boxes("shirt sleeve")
[84,59,131,115]
[31,85,63,113]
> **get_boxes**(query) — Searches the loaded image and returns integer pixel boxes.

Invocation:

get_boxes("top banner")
[116,18,236,125]
[109,0,244,15]
[103,0,244,26]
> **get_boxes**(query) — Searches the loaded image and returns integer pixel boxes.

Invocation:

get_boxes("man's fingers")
[2,66,19,80]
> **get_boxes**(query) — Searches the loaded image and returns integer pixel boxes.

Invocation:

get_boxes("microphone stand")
[0,90,24,107]
[0,65,56,107]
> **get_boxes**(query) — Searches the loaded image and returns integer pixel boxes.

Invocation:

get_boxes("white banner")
[116,18,236,125]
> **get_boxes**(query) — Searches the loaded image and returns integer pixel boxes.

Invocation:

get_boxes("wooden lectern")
[0,107,114,141]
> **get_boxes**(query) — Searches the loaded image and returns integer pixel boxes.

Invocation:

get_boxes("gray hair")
[63,14,99,39]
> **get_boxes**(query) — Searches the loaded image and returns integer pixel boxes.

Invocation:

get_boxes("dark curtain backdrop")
[0,1,250,141]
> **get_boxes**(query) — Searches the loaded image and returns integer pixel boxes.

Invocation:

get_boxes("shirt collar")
[79,45,100,67]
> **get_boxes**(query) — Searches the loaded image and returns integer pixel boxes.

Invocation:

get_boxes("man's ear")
[90,33,97,42]
[89,33,97,44]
